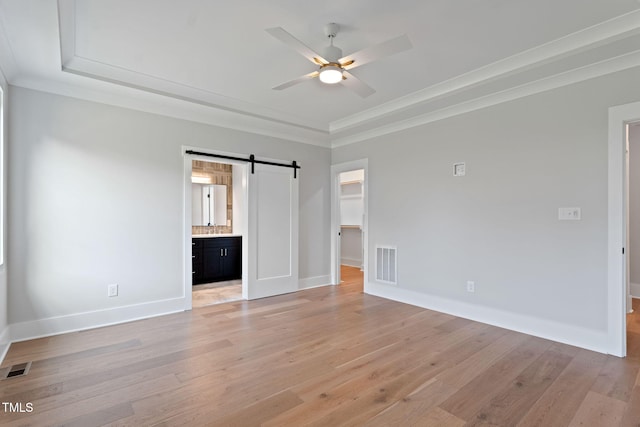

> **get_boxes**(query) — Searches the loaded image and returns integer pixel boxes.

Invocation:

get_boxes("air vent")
[375,246,397,284]
[1,362,32,380]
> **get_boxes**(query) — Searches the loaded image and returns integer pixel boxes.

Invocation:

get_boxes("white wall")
[8,87,331,338]
[332,66,640,353]
[341,228,362,268]
[629,123,640,294]
[0,71,8,359]
[340,182,364,226]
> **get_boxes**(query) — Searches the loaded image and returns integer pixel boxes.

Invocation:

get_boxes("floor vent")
[1,362,32,380]
[375,246,397,285]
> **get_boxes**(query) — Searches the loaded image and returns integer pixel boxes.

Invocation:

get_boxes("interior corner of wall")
[0,324,10,364]
[299,275,332,290]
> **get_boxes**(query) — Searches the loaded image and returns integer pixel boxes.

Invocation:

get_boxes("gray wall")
[0,73,7,355]
[8,87,331,325]
[332,67,640,336]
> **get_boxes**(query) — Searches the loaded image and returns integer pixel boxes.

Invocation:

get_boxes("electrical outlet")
[107,284,118,297]
[466,281,475,293]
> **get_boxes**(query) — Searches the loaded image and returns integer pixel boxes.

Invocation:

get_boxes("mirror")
[192,184,228,226]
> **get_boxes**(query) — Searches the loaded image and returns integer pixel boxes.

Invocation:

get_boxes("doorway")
[184,148,301,309]
[626,122,640,353]
[331,159,368,286]
[339,168,364,269]
[608,101,640,357]
[190,159,243,307]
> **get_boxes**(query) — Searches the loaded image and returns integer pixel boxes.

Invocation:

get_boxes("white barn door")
[247,163,298,299]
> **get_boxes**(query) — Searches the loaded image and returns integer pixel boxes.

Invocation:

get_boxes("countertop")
[192,234,241,238]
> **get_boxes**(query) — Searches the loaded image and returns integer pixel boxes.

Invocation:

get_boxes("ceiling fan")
[266,23,412,98]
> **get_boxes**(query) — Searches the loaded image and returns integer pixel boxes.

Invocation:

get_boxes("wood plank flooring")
[1,266,640,426]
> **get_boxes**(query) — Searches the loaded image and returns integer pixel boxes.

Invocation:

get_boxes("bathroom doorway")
[190,159,244,307]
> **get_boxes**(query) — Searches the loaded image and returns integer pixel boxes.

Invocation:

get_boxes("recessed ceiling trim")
[331,50,640,148]
[57,0,75,66]
[58,0,328,134]
[0,4,19,82]
[330,9,640,135]
[62,54,330,134]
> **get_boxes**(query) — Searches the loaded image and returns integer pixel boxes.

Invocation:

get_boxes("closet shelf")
[341,225,362,230]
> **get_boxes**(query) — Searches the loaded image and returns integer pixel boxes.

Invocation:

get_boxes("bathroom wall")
[192,160,233,234]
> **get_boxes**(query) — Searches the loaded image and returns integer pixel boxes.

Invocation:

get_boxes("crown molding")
[330,9,640,135]
[11,73,331,147]
[331,50,640,148]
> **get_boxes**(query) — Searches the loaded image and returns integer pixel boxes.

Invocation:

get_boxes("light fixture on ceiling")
[318,64,343,84]
[191,176,211,184]
[267,22,412,97]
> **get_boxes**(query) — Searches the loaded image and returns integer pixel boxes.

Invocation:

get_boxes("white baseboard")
[340,258,362,268]
[365,282,610,355]
[631,283,640,299]
[299,275,331,290]
[9,297,186,344]
[0,325,10,365]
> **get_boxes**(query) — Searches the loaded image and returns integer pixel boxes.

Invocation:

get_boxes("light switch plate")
[559,207,581,220]
[453,162,466,176]
[107,284,118,297]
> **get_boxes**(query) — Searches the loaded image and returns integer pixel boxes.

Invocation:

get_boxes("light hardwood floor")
[1,266,640,426]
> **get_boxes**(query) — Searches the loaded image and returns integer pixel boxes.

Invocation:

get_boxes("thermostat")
[453,162,466,176]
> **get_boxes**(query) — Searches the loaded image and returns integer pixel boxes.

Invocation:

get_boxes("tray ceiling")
[1,0,639,146]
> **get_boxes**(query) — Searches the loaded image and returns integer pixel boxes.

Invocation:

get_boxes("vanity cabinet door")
[192,239,204,285]
[221,238,242,280]
[203,246,225,280]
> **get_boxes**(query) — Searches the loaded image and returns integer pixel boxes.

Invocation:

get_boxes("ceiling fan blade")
[339,34,412,70]
[273,71,320,90]
[342,71,376,98]
[266,27,329,65]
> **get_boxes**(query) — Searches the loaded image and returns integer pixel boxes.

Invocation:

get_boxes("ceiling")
[1,0,640,147]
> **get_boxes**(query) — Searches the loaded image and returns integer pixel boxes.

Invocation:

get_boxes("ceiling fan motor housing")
[324,22,339,38]
[323,45,343,62]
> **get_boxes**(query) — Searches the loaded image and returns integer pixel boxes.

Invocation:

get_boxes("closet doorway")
[331,159,368,286]
[339,169,364,271]
[626,122,640,353]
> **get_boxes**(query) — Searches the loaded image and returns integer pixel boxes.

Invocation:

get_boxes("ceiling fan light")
[319,65,343,84]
